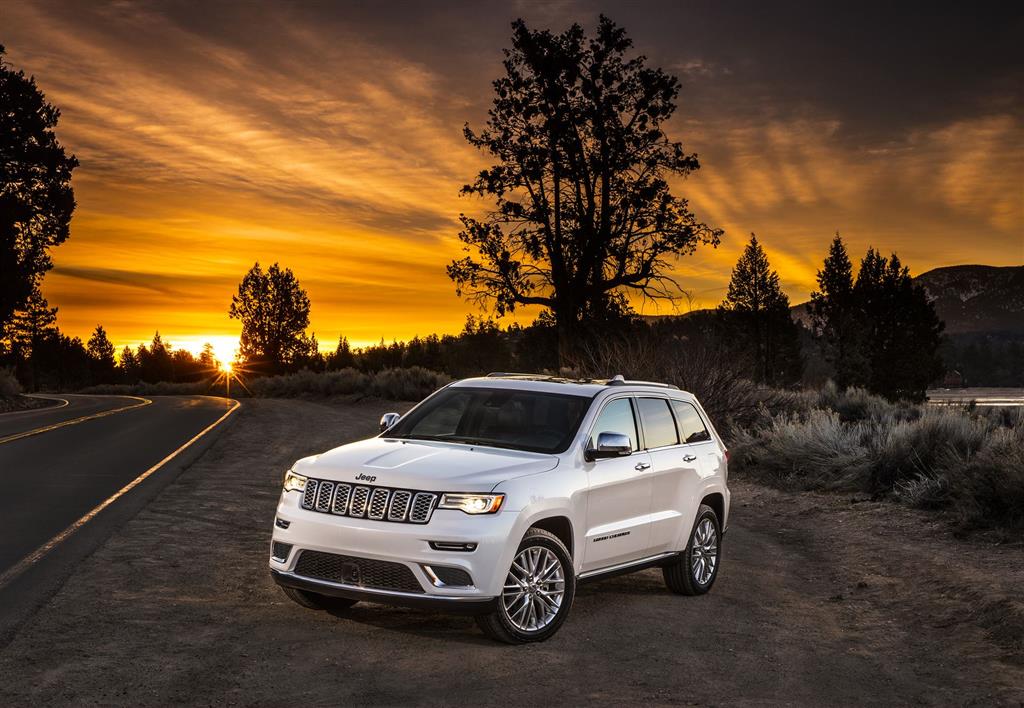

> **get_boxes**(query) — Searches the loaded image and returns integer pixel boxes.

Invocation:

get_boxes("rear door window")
[671,400,711,444]
[637,398,679,449]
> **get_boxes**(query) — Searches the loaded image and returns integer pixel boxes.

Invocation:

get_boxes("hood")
[293,437,558,492]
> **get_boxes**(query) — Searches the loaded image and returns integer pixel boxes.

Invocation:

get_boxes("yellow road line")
[0,395,70,417]
[0,396,151,445]
[0,399,241,591]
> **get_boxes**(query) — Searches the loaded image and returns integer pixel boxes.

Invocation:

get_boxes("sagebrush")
[731,387,1024,538]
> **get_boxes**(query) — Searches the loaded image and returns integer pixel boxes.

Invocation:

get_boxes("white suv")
[269,374,730,643]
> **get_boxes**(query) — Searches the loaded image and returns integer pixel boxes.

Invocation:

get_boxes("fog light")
[275,517,290,529]
[428,541,477,552]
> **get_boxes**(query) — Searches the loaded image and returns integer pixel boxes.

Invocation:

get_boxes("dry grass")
[732,389,1024,539]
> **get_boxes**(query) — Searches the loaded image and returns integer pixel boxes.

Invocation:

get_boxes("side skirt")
[576,551,683,585]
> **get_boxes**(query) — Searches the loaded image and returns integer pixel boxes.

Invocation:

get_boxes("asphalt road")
[0,395,237,639]
[0,393,141,441]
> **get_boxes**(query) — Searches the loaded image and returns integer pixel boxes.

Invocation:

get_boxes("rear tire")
[663,503,721,595]
[476,528,575,644]
[280,586,358,612]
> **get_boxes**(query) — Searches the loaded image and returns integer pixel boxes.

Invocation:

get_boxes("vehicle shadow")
[322,604,496,645]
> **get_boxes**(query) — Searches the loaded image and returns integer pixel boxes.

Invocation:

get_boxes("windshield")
[386,386,591,454]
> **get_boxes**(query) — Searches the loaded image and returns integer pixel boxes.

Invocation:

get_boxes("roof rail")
[606,374,679,390]
[485,372,547,378]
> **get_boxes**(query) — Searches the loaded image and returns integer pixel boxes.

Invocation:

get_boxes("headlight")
[283,469,308,493]
[438,493,505,515]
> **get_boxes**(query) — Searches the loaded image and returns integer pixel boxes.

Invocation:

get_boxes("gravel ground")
[0,398,1021,706]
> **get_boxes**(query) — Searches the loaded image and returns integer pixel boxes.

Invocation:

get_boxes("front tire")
[663,503,721,595]
[476,528,575,644]
[280,586,358,612]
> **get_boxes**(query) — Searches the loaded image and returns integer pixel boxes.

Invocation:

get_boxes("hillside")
[791,264,1024,335]
[914,265,1024,335]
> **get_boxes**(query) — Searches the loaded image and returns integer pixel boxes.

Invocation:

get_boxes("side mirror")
[379,412,401,433]
[586,431,632,460]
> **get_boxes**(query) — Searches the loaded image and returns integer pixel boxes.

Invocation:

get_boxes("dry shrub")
[81,381,208,396]
[734,395,1024,538]
[730,410,873,490]
[575,334,805,440]
[0,367,21,397]
[369,367,452,401]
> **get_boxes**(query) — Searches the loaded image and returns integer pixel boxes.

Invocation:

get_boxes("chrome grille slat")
[299,478,436,524]
[349,486,370,517]
[388,490,412,521]
[332,484,351,515]
[409,492,437,524]
[316,481,335,512]
[368,488,390,520]
[301,480,318,510]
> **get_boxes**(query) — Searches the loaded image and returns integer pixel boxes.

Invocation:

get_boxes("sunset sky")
[5,1,1023,359]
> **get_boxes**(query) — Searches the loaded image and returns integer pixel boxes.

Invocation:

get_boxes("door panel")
[582,451,653,571]
[582,397,652,572]
[648,443,713,553]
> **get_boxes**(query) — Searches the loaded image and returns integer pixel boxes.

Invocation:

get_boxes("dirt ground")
[0,398,1021,706]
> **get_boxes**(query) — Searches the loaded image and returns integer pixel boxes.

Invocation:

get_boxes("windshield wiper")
[390,434,521,450]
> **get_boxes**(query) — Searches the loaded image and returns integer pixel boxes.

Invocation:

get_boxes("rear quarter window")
[671,400,712,444]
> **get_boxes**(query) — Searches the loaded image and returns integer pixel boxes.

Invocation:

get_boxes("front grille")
[300,478,438,524]
[294,550,424,593]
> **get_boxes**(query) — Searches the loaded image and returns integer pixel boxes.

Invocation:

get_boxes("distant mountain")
[791,265,1024,335]
[914,265,1024,335]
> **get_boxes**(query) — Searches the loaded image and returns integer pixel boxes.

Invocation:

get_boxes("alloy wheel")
[501,546,566,632]
[691,517,718,585]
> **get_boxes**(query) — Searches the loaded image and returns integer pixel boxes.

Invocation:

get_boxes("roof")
[449,373,686,399]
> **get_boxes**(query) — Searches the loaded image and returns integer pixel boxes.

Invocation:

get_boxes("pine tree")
[198,342,217,370]
[328,335,355,370]
[720,235,802,385]
[7,287,58,390]
[119,345,139,382]
[809,234,868,388]
[854,250,944,401]
[86,324,116,384]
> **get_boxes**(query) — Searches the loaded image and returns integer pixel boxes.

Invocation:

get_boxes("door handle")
[682,454,697,462]
[634,462,651,471]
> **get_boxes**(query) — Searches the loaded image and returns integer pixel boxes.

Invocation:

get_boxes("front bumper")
[270,489,521,603]
[270,569,497,615]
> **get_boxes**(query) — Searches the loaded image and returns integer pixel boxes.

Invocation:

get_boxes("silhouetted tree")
[138,331,174,383]
[293,332,325,371]
[119,345,140,382]
[719,235,801,385]
[854,249,944,401]
[198,342,217,371]
[0,46,78,328]
[86,324,116,384]
[33,333,89,391]
[6,287,58,390]
[809,234,868,388]
[327,335,356,370]
[448,17,721,365]
[229,262,311,373]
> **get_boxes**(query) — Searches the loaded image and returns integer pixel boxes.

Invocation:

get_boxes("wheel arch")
[528,515,574,559]
[701,491,726,530]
